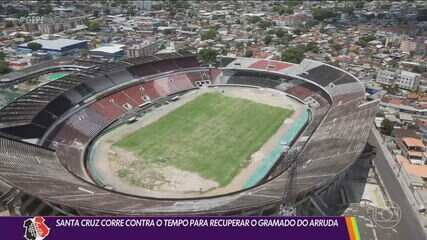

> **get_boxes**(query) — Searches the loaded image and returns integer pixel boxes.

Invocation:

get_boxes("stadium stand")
[249,60,293,71]
[141,80,162,99]
[298,65,357,87]
[0,57,377,216]
[126,54,200,78]
[209,68,222,81]
[226,70,284,88]
[0,74,84,128]
[168,73,193,93]
[123,85,146,106]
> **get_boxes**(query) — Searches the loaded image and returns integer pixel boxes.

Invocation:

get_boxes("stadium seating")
[175,56,200,68]
[298,65,356,87]
[0,75,85,128]
[227,70,282,88]
[249,60,293,72]
[286,84,316,100]
[168,73,194,93]
[209,68,222,81]
[141,80,162,99]
[151,77,171,97]
[123,85,146,106]
[0,55,379,216]
[92,98,125,121]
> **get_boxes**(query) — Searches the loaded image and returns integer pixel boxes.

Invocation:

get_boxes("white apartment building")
[376,69,421,90]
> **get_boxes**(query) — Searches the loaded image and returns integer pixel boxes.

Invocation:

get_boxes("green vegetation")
[381,118,394,136]
[264,35,273,45]
[331,43,343,52]
[198,48,218,64]
[412,65,425,73]
[286,0,302,8]
[355,1,364,9]
[280,41,321,63]
[201,28,218,40]
[312,8,339,21]
[0,89,22,107]
[273,5,294,15]
[115,93,293,186]
[0,52,10,75]
[356,35,376,47]
[383,84,400,95]
[27,42,42,52]
[258,20,273,30]
[304,42,320,53]
[281,46,305,63]
[244,49,253,57]
[248,16,262,24]
[85,20,101,32]
[37,5,52,15]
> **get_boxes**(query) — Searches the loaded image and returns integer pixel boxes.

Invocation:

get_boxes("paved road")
[369,130,426,240]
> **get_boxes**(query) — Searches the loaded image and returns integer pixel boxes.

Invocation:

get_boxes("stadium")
[0,53,378,216]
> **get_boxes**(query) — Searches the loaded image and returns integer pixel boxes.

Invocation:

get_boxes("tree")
[381,118,394,135]
[0,52,6,61]
[275,30,293,46]
[304,42,319,53]
[286,0,302,8]
[355,1,364,9]
[244,49,253,57]
[263,35,273,45]
[198,48,218,65]
[0,61,11,75]
[27,42,42,52]
[273,5,293,15]
[24,36,33,42]
[412,65,425,74]
[5,21,13,28]
[0,51,10,75]
[384,84,400,95]
[248,16,262,24]
[38,5,52,15]
[201,28,217,40]
[275,28,286,38]
[312,8,338,21]
[281,46,305,63]
[258,20,272,30]
[80,49,88,58]
[163,29,173,35]
[86,20,101,32]
[342,6,354,16]
[356,35,376,47]
[331,43,343,52]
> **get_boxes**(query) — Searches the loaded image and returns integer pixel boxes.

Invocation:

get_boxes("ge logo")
[368,200,401,229]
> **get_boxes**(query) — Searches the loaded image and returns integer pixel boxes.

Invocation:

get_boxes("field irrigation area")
[114,92,294,187]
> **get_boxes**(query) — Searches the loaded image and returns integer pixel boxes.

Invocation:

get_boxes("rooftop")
[402,137,425,148]
[89,44,125,54]
[397,155,427,178]
[18,39,87,51]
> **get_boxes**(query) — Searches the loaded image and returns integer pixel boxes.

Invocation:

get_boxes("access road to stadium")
[88,86,307,199]
[370,127,426,240]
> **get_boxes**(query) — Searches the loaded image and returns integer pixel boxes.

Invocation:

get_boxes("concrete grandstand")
[0,55,378,216]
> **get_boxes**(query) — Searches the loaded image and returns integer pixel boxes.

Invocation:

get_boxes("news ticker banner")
[2,216,361,240]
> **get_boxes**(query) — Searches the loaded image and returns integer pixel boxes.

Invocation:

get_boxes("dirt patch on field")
[109,146,218,193]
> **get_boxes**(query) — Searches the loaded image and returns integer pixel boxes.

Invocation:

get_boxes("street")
[369,129,426,240]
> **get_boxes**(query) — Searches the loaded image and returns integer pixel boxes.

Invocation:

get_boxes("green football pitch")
[114,92,293,186]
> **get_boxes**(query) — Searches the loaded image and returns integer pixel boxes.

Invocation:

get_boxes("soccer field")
[114,92,293,186]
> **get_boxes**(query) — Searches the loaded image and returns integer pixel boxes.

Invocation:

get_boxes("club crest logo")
[23,216,50,240]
